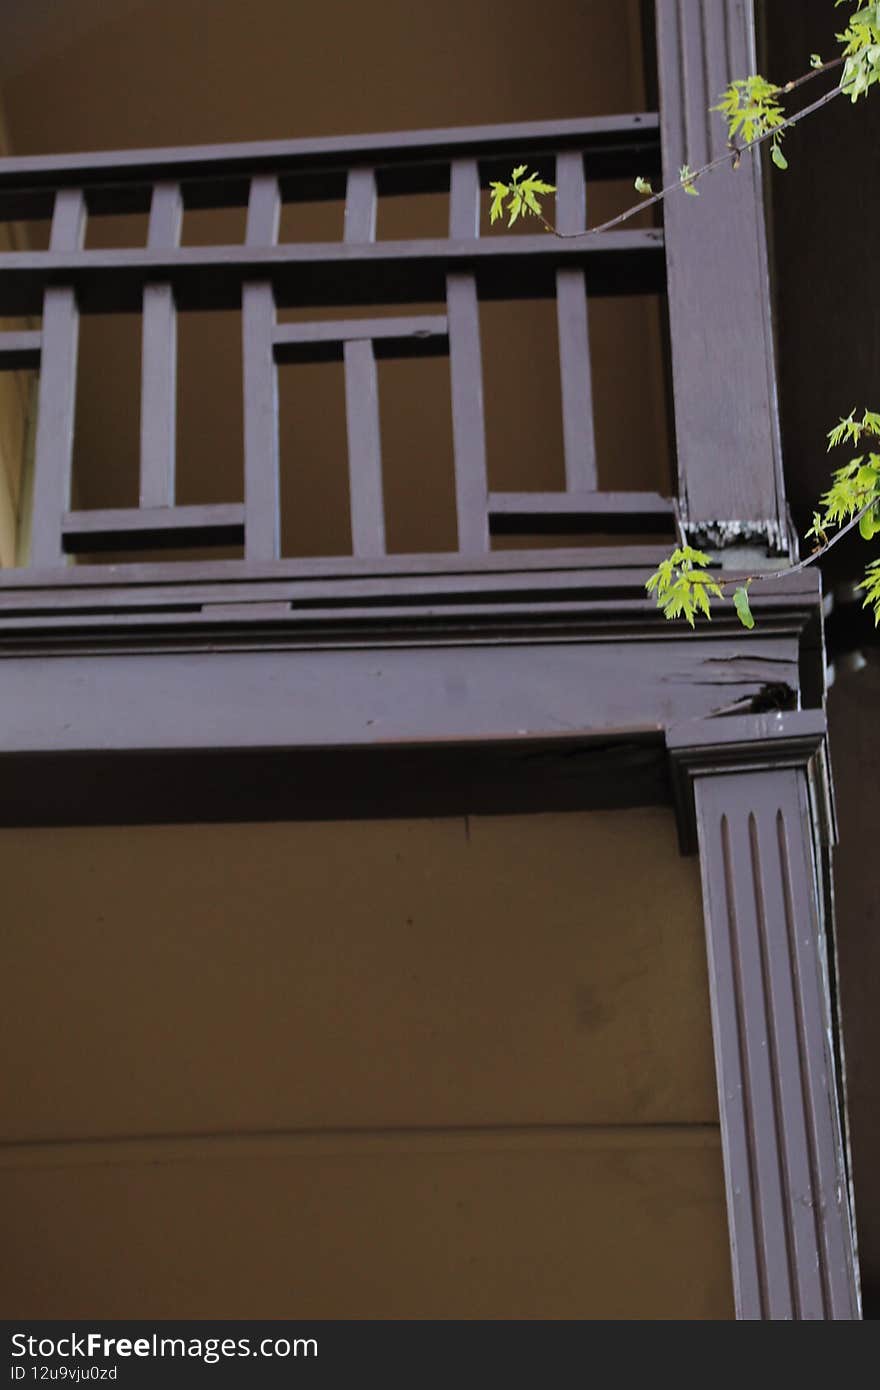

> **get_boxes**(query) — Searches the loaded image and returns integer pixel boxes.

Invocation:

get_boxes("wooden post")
[140,182,183,508]
[668,712,860,1319]
[655,0,788,553]
[242,175,281,562]
[29,189,86,567]
[447,159,489,555]
[343,168,386,559]
[555,150,597,492]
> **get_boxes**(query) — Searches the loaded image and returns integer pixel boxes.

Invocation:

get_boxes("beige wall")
[0,809,732,1318]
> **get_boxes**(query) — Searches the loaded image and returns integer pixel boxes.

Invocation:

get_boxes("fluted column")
[668,712,860,1319]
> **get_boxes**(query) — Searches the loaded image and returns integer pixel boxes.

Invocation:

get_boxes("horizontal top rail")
[0,113,660,218]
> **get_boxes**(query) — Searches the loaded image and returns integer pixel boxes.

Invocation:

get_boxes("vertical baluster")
[555,151,597,493]
[140,181,183,508]
[29,188,86,567]
[242,175,281,562]
[343,168,385,558]
[447,159,488,555]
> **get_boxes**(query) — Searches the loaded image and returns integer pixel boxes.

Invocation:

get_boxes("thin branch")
[710,501,876,591]
[781,54,844,94]
[529,74,845,240]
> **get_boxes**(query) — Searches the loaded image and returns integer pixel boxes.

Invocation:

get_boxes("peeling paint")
[686,518,789,556]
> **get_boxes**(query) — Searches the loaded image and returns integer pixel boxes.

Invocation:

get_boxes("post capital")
[666,710,833,853]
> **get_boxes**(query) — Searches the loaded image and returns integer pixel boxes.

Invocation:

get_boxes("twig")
[711,502,876,591]
[530,74,845,240]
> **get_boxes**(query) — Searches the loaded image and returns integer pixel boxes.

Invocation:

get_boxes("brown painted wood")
[344,339,384,558]
[0,113,661,220]
[0,555,820,615]
[139,181,183,508]
[448,159,488,556]
[0,539,678,589]
[28,188,85,568]
[488,491,675,535]
[0,330,41,369]
[242,175,281,562]
[0,631,801,755]
[656,0,787,551]
[273,315,448,364]
[343,166,377,244]
[668,713,860,1319]
[0,232,665,318]
[555,150,597,491]
[343,168,385,559]
[61,504,245,553]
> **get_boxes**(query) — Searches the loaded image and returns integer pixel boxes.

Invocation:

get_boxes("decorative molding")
[666,711,860,1319]
[667,710,835,854]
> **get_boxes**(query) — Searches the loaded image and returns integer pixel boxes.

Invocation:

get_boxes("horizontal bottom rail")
[0,329,41,370]
[62,503,245,553]
[488,491,676,535]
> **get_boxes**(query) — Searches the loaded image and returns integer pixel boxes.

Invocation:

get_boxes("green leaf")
[860,508,878,539]
[511,164,528,181]
[680,163,700,195]
[634,175,653,195]
[489,182,509,225]
[733,586,755,630]
[771,142,788,170]
[810,53,824,67]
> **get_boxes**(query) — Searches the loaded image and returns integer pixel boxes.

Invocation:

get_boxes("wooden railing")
[0,114,672,573]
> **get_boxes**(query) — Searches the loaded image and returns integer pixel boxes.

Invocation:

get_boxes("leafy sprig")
[645,409,880,631]
[489,5,880,632]
[712,74,789,168]
[489,166,556,229]
[836,0,880,101]
[645,547,723,627]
